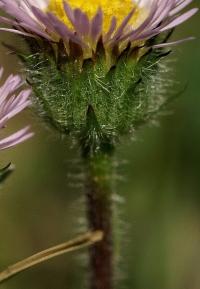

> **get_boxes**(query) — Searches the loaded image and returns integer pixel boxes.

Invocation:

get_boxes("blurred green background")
[0,2,200,289]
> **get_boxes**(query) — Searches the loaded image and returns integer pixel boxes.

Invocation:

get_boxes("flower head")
[0,0,198,60]
[0,1,198,155]
[0,67,33,150]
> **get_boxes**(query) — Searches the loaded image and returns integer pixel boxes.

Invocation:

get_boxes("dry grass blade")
[0,230,103,284]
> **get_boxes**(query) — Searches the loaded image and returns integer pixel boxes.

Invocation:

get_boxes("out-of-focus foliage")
[0,2,200,289]
[0,163,13,184]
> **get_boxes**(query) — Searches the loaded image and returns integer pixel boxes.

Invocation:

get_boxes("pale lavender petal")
[90,8,103,41]
[47,12,86,47]
[0,67,4,79]
[0,0,198,57]
[63,1,76,27]
[160,8,198,32]
[0,69,33,150]
[104,17,117,43]
[116,0,198,47]
[153,36,195,48]
[30,5,57,34]
[112,8,136,42]
[0,127,34,150]
[73,9,90,36]
[0,27,37,38]
[170,0,193,16]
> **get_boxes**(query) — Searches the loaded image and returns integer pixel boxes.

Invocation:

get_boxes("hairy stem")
[85,154,114,289]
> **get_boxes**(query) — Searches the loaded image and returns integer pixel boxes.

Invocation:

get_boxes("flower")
[0,67,33,150]
[0,0,198,60]
[0,1,198,154]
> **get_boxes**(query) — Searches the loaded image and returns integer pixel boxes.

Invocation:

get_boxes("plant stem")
[80,104,115,289]
[85,153,114,289]
[0,231,103,284]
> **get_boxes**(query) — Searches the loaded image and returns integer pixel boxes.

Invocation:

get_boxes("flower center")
[47,0,144,32]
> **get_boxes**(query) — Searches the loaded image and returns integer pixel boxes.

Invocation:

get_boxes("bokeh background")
[0,2,200,289]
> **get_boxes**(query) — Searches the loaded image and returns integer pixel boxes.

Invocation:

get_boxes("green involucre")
[24,47,173,146]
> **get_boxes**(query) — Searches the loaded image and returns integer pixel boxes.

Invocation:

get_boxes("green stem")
[85,153,114,289]
[80,104,116,289]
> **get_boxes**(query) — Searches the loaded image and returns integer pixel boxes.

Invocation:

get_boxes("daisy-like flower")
[0,1,198,154]
[0,0,198,60]
[0,67,33,150]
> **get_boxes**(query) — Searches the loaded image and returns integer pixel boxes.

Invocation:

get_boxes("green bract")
[24,41,172,153]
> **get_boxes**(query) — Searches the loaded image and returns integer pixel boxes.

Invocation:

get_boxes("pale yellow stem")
[0,230,103,284]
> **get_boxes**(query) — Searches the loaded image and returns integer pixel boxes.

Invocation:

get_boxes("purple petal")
[0,126,34,150]
[90,8,103,41]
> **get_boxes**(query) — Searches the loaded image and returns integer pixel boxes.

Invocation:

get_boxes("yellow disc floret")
[47,0,144,32]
